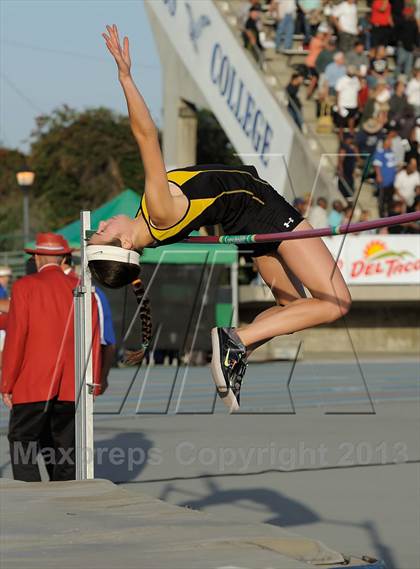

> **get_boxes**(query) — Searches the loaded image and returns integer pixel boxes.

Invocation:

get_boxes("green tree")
[0,147,29,250]
[29,105,145,230]
[0,105,237,251]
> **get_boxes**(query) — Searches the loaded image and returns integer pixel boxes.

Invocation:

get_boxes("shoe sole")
[210,328,240,413]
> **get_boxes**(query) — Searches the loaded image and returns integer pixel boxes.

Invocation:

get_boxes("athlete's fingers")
[113,24,121,47]
[104,41,115,57]
[103,35,116,57]
[106,25,117,48]
[104,26,122,58]
[110,24,121,53]
[123,36,130,60]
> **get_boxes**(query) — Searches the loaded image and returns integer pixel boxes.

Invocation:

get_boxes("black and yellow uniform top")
[138,164,302,254]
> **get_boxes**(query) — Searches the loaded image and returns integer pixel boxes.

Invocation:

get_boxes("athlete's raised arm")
[102,25,173,226]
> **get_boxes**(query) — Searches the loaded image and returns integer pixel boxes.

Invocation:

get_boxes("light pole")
[16,170,35,246]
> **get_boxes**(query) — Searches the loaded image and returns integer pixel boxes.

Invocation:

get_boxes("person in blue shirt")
[0,266,11,361]
[328,200,344,228]
[61,253,116,392]
[0,266,11,301]
[93,286,116,392]
[324,51,346,94]
[373,134,398,217]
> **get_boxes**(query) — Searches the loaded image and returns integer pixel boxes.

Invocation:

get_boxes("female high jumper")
[88,25,351,412]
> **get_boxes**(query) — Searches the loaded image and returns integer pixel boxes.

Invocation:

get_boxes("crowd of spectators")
[240,0,420,225]
[292,187,419,233]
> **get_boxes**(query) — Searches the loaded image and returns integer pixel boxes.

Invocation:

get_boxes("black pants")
[371,25,391,47]
[8,398,75,482]
[378,185,395,218]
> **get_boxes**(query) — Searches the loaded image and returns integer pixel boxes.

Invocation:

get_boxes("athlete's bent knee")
[323,297,351,323]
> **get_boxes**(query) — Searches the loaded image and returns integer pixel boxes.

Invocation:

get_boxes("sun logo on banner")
[364,240,414,260]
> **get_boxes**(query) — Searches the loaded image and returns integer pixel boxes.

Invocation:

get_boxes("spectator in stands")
[358,75,370,111]
[396,105,417,141]
[305,23,330,98]
[242,6,265,66]
[404,124,419,168]
[315,37,337,76]
[328,200,344,228]
[335,65,361,139]
[324,51,346,95]
[337,134,358,199]
[0,266,11,301]
[356,118,384,162]
[387,121,407,169]
[359,86,376,122]
[373,78,391,122]
[406,67,420,117]
[390,0,406,42]
[413,187,420,209]
[373,133,398,216]
[240,0,262,27]
[346,41,369,76]
[286,72,305,130]
[308,196,328,228]
[271,0,296,52]
[395,9,418,77]
[387,199,406,232]
[292,197,306,216]
[297,0,323,46]
[394,157,420,210]
[342,204,353,224]
[369,45,389,87]
[389,77,411,122]
[331,0,358,52]
[404,195,420,233]
[359,209,377,234]
[370,0,394,48]
[358,11,372,51]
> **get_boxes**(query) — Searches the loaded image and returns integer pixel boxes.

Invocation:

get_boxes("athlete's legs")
[237,221,351,348]
[244,252,306,354]
[254,252,306,309]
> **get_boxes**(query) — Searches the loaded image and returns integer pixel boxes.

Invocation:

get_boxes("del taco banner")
[323,235,420,285]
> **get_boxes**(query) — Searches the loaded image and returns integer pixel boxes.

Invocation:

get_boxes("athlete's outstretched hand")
[102,24,131,78]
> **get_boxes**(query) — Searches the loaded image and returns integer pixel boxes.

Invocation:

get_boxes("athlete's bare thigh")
[254,252,306,306]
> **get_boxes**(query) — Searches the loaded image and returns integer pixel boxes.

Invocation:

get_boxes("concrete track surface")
[0,358,418,568]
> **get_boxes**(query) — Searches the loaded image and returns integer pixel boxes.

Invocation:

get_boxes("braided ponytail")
[124,276,152,366]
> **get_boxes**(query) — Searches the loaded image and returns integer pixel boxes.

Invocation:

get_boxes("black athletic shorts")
[234,194,304,257]
[334,107,358,128]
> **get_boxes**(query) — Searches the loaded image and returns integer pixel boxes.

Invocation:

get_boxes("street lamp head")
[16,170,35,187]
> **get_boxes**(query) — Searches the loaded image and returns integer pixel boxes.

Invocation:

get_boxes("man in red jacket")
[0,233,101,482]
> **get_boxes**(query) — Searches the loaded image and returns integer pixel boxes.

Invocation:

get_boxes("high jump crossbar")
[183,211,420,244]
[73,211,94,480]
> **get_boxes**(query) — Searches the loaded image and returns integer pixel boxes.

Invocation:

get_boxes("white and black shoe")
[211,327,248,413]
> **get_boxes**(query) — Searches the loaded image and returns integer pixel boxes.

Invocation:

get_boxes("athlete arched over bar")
[88,25,352,412]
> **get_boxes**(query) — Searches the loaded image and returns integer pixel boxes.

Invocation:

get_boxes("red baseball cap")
[24,233,74,255]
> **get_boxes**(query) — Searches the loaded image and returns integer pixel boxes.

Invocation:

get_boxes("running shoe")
[211,327,248,413]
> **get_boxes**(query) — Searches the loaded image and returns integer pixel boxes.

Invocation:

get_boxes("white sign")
[145,0,295,190]
[324,235,420,285]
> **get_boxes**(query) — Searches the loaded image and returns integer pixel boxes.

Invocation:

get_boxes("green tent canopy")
[26,189,237,265]
[58,189,141,247]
